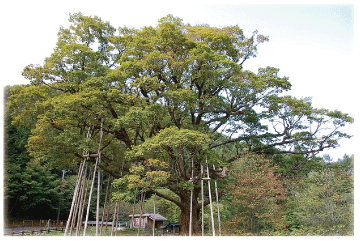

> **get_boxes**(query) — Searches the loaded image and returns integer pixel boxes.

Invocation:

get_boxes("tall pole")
[201,165,204,236]
[153,192,156,236]
[138,192,145,236]
[100,176,111,235]
[189,158,194,236]
[213,165,222,236]
[75,164,89,236]
[96,118,103,236]
[104,181,113,233]
[131,188,137,229]
[83,161,98,235]
[111,202,118,236]
[96,169,101,236]
[206,158,215,236]
[115,201,120,236]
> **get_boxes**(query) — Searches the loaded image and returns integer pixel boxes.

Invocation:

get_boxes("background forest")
[3,12,354,236]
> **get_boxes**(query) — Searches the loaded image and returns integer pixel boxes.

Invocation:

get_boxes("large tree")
[8,13,352,234]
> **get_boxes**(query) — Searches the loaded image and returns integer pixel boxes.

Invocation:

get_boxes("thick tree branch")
[98,162,122,178]
[149,189,182,207]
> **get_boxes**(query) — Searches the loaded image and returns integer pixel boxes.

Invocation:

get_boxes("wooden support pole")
[189,158,194,236]
[153,192,156,236]
[111,202,118,236]
[74,164,87,235]
[96,168,101,236]
[77,165,90,235]
[189,187,193,236]
[104,181,113,233]
[206,158,216,236]
[137,192,145,236]
[100,176,111,235]
[83,162,98,236]
[96,118,103,236]
[115,200,121,236]
[201,165,204,236]
[213,165,222,236]
[131,188,138,229]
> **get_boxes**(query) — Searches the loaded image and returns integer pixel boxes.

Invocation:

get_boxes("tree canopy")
[8,12,353,234]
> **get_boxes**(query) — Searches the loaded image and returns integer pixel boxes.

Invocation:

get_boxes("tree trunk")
[179,205,201,235]
[178,191,201,235]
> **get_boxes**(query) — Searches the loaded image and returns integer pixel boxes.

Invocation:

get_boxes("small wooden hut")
[159,223,180,235]
[129,213,168,229]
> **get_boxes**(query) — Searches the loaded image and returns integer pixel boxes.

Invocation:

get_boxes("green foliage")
[112,157,171,196]
[288,168,353,235]
[337,154,354,175]
[271,154,325,178]
[4,99,32,202]
[4,86,79,220]
[19,161,61,211]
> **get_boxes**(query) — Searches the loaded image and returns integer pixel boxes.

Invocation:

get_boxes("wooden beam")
[82,153,99,158]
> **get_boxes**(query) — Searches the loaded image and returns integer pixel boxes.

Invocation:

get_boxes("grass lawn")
[31,226,160,236]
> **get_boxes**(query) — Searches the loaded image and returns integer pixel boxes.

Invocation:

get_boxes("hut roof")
[129,213,168,221]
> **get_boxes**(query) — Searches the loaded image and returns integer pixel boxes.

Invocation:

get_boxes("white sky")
[0,0,357,161]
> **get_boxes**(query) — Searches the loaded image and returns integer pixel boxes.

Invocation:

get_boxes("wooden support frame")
[64,120,105,236]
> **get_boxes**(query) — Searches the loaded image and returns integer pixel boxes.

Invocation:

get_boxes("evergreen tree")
[4,86,70,219]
